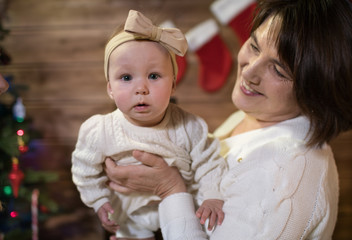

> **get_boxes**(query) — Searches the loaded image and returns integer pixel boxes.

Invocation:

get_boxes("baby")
[72,10,226,240]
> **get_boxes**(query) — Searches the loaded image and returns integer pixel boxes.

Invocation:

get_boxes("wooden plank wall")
[0,0,351,239]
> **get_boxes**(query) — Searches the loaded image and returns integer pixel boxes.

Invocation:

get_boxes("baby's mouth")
[134,102,150,111]
[136,103,148,107]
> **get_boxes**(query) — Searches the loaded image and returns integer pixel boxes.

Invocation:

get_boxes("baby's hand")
[196,199,224,231]
[97,202,119,233]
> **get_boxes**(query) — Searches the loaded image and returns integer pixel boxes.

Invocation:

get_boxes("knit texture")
[72,103,225,216]
[159,111,339,239]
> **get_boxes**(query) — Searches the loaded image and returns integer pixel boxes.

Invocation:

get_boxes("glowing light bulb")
[10,211,18,218]
[3,185,12,195]
[18,145,29,153]
[17,129,24,136]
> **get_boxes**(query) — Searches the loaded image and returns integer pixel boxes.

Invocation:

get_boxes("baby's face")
[107,40,175,127]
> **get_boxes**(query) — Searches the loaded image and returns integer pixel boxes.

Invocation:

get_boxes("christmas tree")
[0,22,59,240]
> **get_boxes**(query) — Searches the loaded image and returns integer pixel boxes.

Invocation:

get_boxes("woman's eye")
[149,73,159,80]
[250,43,259,52]
[274,66,286,78]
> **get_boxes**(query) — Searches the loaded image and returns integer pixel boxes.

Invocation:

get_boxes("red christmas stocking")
[211,0,257,45]
[186,19,232,92]
[160,20,187,85]
[175,55,187,85]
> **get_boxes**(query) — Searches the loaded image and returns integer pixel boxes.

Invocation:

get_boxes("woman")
[104,0,352,239]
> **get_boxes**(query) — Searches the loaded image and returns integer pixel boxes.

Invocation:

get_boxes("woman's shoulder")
[224,115,329,173]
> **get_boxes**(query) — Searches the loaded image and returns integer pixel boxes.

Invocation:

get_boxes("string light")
[18,145,29,153]
[16,129,28,153]
[17,129,24,136]
[10,211,18,218]
[3,185,12,196]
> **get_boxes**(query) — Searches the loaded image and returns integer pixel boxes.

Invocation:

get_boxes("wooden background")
[0,0,351,239]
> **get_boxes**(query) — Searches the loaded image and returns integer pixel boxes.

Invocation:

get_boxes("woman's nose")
[242,57,262,85]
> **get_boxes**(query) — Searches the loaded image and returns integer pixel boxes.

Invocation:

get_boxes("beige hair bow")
[104,10,188,81]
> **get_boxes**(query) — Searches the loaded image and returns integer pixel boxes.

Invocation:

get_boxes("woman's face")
[232,16,301,124]
[0,74,9,95]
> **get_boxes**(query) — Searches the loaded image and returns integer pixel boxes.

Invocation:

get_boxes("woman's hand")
[104,150,187,199]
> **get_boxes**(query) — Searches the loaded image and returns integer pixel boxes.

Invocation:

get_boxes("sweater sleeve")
[184,114,226,200]
[71,115,111,212]
[159,193,208,240]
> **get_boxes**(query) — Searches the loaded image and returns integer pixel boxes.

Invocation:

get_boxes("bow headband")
[104,10,188,81]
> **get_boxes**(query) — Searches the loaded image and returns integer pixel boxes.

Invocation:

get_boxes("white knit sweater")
[159,111,339,240]
[71,103,225,215]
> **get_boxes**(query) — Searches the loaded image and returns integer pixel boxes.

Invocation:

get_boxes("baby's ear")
[106,82,114,99]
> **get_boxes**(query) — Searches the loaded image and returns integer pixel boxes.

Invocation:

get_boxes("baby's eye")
[121,74,132,81]
[149,73,160,80]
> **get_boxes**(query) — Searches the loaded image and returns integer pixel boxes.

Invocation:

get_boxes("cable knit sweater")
[71,103,225,215]
[159,111,339,240]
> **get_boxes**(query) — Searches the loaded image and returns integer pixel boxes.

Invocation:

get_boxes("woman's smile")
[240,79,262,96]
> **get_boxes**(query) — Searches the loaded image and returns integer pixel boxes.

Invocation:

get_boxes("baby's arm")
[72,115,111,210]
[184,114,226,230]
[97,202,119,233]
[196,198,224,231]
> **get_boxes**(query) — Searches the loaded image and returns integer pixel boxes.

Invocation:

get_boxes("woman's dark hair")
[252,0,352,147]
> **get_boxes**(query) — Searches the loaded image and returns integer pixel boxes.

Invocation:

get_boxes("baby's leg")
[114,216,156,240]
[113,200,159,239]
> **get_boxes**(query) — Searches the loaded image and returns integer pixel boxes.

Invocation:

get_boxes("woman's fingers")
[104,157,135,181]
[132,150,168,168]
[104,151,187,198]
[107,181,134,194]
